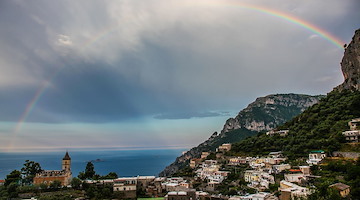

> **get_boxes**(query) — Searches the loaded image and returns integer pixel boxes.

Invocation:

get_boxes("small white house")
[306,150,326,165]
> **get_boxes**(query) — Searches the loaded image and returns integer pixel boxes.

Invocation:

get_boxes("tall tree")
[84,162,96,179]
[21,160,42,185]
[4,170,21,187]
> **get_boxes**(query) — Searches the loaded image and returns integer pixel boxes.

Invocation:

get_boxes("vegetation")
[0,159,121,199]
[231,90,360,159]
[308,159,360,199]
[172,166,196,177]
[21,160,42,185]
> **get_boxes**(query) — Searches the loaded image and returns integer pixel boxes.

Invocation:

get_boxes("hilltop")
[159,93,323,176]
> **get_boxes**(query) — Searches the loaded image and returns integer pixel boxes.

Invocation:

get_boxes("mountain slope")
[230,29,360,159]
[231,90,360,158]
[159,93,322,176]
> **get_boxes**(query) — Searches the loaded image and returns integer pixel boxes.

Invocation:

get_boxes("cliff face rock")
[336,29,360,91]
[221,94,323,133]
[159,93,322,177]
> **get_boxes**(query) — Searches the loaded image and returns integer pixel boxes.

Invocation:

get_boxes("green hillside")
[231,90,360,159]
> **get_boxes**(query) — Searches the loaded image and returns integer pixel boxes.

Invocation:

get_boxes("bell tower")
[62,151,71,172]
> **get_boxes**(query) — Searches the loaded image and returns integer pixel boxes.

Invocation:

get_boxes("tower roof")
[63,151,71,160]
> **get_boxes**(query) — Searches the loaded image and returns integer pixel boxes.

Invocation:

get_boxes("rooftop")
[329,183,350,191]
[63,151,71,160]
[310,150,325,153]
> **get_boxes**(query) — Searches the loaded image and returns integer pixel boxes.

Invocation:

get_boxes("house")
[162,177,190,192]
[229,192,279,200]
[284,173,304,184]
[272,164,291,174]
[229,157,247,166]
[33,152,72,186]
[85,179,114,185]
[342,130,360,143]
[206,181,220,192]
[342,118,360,143]
[279,181,312,200]
[244,170,274,190]
[201,152,210,159]
[217,143,232,152]
[266,130,289,137]
[113,177,137,191]
[329,183,351,198]
[0,180,4,186]
[349,118,360,130]
[299,166,310,176]
[113,177,137,199]
[306,150,326,165]
[190,158,202,168]
[165,190,196,200]
[269,151,284,158]
[137,176,155,191]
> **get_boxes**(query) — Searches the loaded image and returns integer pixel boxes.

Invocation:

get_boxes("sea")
[0,148,186,180]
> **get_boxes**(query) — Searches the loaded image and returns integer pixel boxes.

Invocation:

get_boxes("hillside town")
[2,119,358,200]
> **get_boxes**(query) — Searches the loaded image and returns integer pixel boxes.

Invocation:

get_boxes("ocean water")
[0,149,185,180]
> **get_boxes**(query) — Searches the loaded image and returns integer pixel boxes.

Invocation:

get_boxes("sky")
[0,0,359,152]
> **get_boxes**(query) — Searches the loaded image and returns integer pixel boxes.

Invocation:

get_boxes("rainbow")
[81,0,345,50]
[6,80,51,151]
[205,0,344,49]
[7,0,345,151]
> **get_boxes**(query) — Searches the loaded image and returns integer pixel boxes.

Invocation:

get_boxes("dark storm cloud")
[0,0,359,124]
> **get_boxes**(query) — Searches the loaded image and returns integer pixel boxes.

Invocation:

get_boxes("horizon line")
[0,145,191,153]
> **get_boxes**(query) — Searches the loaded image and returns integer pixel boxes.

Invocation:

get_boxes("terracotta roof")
[289,169,301,172]
[0,180,5,183]
[63,151,71,160]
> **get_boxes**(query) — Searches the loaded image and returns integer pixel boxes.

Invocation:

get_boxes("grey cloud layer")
[0,0,359,123]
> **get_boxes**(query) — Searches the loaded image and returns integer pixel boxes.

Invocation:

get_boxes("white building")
[229,192,278,200]
[244,170,275,190]
[113,177,137,192]
[342,118,360,143]
[280,180,312,200]
[284,173,305,184]
[306,150,326,165]
[272,164,291,174]
[266,130,289,137]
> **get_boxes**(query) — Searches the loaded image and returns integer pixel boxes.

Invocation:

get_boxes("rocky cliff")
[159,93,322,176]
[221,94,322,133]
[336,29,360,91]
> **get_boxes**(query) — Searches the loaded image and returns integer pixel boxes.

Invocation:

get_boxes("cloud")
[309,34,320,40]
[0,0,359,124]
[56,34,73,46]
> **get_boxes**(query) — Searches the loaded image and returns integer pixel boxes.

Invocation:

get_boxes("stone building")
[329,183,351,198]
[217,143,232,152]
[33,152,72,186]
[342,118,360,143]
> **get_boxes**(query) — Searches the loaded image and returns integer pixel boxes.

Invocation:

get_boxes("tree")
[70,177,82,190]
[4,170,21,186]
[21,160,42,185]
[6,182,19,198]
[79,162,96,180]
[39,183,48,190]
[101,172,118,179]
[77,171,86,180]
[49,180,62,190]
